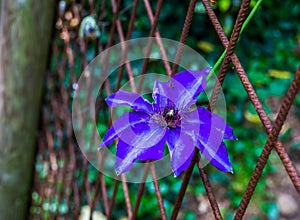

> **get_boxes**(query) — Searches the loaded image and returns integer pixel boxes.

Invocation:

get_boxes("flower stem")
[206,0,263,81]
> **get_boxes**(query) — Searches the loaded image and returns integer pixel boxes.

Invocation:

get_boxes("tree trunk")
[0,1,54,219]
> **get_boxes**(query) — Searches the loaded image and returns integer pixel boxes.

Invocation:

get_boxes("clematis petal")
[184,107,237,141]
[153,80,193,111]
[152,80,172,109]
[172,68,210,100]
[223,124,237,140]
[198,141,233,173]
[115,124,166,175]
[183,107,234,173]
[138,138,165,161]
[197,121,233,172]
[99,112,150,148]
[166,128,196,177]
[115,136,165,174]
[152,68,210,111]
[106,90,154,113]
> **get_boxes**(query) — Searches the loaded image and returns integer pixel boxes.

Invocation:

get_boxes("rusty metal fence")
[30,0,300,219]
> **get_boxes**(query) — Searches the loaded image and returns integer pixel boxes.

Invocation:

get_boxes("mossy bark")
[0,1,54,219]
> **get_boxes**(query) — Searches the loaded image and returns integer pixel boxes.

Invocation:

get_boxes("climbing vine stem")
[207,0,263,81]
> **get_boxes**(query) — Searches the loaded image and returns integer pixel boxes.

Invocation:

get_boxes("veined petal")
[172,68,210,100]
[166,128,196,177]
[183,107,234,173]
[115,125,166,175]
[99,112,150,148]
[152,68,210,111]
[106,90,154,113]
[224,124,237,140]
[138,139,165,161]
[183,107,237,141]
[115,137,165,174]
[152,80,172,109]
[152,80,193,111]
[198,141,233,173]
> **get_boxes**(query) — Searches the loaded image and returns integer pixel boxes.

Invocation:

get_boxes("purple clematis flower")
[99,68,237,176]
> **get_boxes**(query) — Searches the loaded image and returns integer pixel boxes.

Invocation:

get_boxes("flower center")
[161,105,181,128]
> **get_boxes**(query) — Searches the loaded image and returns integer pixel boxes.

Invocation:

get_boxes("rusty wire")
[209,0,251,110]
[171,0,197,75]
[202,0,300,195]
[171,0,252,219]
[31,1,300,219]
[235,65,300,219]
[170,150,199,220]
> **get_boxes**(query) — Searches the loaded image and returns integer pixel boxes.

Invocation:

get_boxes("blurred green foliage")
[104,0,299,218]
[33,0,300,219]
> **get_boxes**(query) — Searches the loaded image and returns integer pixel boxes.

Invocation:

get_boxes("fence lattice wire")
[30,0,300,219]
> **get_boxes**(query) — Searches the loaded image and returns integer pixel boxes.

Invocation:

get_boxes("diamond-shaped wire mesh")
[30,0,300,219]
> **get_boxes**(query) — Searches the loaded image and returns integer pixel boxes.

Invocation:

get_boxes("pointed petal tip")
[173,168,185,178]
[204,66,212,71]
[226,164,234,174]
[202,67,212,75]
[173,172,180,178]
[224,130,238,141]
[228,134,238,141]
[226,135,238,141]
[104,93,115,106]
[97,143,105,151]
[172,167,182,178]
[98,143,105,149]
[115,166,124,176]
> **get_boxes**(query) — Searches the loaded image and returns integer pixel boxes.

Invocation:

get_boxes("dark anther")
[161,105,181,128]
